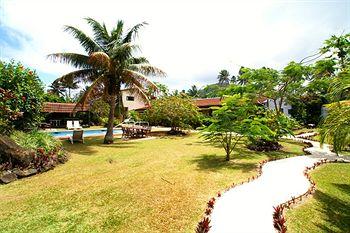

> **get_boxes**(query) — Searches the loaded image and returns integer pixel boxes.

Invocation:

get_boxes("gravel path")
[209,133,348,233]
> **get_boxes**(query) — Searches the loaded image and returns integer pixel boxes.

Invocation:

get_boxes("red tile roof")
[42,102,90,113]
[194,98,222,107]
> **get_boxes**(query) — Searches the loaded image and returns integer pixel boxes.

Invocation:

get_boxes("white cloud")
[1,0,349,90]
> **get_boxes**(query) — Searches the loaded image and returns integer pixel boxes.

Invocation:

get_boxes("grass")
[293,128,317,135]
[0,134,305,233]
[286,163,350,233]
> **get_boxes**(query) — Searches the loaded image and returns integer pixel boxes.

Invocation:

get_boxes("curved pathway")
[209,133,349,233]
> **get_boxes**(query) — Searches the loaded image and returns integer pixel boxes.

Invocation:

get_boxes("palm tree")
[48,81,66,97]
[60,79,79,100]
[236,66,249,86]
[48,18,166,144]
[217,69,230,86]
[187,85,199,97]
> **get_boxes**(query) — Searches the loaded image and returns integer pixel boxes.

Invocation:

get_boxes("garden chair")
[69,130,84,144]
[73,120,82,129]
[66,120,74,130]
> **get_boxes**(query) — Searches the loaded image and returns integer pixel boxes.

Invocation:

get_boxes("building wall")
[121,89,148,111]
[264,99,292,117]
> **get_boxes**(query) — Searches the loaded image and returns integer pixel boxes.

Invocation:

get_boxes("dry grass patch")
[0,134,305,232]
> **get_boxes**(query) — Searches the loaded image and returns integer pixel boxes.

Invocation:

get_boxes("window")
[126,96,134,101]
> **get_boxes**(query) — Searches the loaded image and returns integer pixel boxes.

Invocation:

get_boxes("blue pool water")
[49,129,123,138]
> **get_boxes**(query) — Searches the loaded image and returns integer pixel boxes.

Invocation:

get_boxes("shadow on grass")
[313,185,350,232]
[62,137,137,156]
[190,144,301,172]
[190,154,257,173]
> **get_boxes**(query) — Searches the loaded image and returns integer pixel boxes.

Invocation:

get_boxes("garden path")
[209,133,348,233]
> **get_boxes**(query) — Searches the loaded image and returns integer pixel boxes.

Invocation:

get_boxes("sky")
[0,0,349,91]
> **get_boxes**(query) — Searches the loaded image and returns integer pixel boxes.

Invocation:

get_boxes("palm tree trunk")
[104,75,119,144]
[104,95,116,144]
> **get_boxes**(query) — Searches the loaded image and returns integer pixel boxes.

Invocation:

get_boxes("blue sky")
[0,0,349,91]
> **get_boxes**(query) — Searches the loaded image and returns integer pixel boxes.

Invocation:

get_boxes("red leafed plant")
[207,197,216,208]
[273,205,287,233]
[196,217,211,233]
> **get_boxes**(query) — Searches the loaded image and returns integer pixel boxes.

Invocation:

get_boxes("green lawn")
[286,163,350,233]
[293,128,317,135]
[0,134,305,233]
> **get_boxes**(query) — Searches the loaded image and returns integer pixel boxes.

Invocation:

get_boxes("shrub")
[10,130,62,153]
[7,131,67,172]
[0,60,45,133]
[142,96,202,131]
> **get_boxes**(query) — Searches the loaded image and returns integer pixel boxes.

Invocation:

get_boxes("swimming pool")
[48,128,123,138]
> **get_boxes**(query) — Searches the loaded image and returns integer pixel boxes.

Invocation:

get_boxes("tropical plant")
[187,85,199,97]
[202,95,268,161]
[320,104,350,155]
[217,69,230,86]
[320,33,350,69]
[142,95,201,131]
[0,60,45,133]
[48,18,166,143]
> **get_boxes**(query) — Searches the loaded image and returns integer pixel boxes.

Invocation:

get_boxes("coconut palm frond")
[123,69,158,90]
[320,105,350,154]
[111,20,124,41]
[129,57,149,64]
[123,22,147,43]
[124,81,150,103]
[110,43,140,61]
[74,76,105,111]
[63,26,101,54]
[88,52,111,70]
[85,17,110,49]
[128,63,166,77]
[47,53,91,69]
[330,69,350,101]
[55,69,97,84]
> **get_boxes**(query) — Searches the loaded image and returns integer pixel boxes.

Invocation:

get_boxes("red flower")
[22,96,26,101]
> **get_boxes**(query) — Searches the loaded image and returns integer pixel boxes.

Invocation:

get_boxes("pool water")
[49,129,123,138]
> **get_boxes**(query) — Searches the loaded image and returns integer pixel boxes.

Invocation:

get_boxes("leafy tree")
[142,96,201,131]
[146,81,169,98]
[321,33,350,69]
[202,95,269,161]
[48,18,165,143]
[217,69,230,86]
[0,60,45,133]
[239,63,308,114]
[197,83,225,98]
[318,33,350,154]
[43,92,67,103]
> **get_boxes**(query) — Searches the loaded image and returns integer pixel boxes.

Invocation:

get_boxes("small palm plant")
[48,18,166,143]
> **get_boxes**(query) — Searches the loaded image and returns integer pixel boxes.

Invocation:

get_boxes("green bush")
[11,130,62,153]
[142,96,202,131]
[0,60,45,133]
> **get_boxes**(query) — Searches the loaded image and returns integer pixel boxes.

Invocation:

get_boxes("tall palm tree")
[48,81,66,97]
[187,85,199,97]
[48,18,166,143]
[217,69,230,86]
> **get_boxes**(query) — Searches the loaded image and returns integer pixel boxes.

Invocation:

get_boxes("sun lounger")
[69,130,84,144]
[66,120,74,130]
[73,120,82,129]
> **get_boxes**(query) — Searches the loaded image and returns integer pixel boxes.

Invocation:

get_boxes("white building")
[121,89,149,111]
[259,98,292,117]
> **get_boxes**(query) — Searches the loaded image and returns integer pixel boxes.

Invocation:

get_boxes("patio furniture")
[73,120,82,129]
[121,124,151,139]
[66,121,74,130]
[69,130,84,144]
